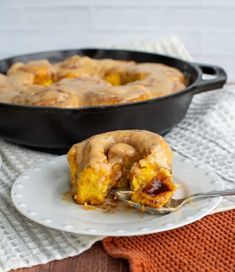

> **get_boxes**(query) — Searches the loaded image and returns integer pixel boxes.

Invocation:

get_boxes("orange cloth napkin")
[103,210,235,272]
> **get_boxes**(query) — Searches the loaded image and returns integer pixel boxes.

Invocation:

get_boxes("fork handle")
[191,189,235,198]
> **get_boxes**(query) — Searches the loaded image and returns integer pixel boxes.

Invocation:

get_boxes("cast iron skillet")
[0,49,227,150]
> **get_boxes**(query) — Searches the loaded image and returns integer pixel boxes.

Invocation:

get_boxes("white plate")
[11,154,223,237]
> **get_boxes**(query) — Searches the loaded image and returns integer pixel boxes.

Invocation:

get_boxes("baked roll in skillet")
[1,55,186,108]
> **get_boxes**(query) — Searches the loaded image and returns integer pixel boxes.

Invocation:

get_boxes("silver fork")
[114,189,235,215]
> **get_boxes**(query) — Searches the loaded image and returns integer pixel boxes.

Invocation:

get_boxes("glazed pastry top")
[0,55,186,108]
[72,130,173,173]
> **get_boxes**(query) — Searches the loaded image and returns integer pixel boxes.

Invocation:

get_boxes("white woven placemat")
[0,36,234,272]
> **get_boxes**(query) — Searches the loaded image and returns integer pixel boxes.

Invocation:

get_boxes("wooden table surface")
[13,242,129,272]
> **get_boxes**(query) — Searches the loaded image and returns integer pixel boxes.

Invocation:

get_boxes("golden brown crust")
[12,85,80,108]
[8,60,56,86]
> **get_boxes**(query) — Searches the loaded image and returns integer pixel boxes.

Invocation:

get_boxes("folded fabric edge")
[102,237,136,272]
[102,210,235,272]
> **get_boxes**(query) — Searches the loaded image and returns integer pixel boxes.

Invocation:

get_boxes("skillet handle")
[193,63,227,94]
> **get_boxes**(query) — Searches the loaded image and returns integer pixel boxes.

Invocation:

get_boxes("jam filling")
[143,176,169,196]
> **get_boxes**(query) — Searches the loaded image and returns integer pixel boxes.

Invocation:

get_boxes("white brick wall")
[0,0,235,81]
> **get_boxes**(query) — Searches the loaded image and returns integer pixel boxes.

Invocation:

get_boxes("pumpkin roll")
[67,130,176,208]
